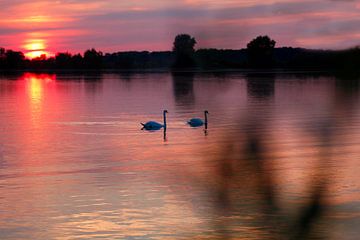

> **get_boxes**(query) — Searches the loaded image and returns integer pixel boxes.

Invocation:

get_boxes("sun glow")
[23,39,52,59]
[25,50,49,59]
[25,42,45,51]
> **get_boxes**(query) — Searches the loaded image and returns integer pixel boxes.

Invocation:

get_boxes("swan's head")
[164,110,168,114]
[205,110,209,114]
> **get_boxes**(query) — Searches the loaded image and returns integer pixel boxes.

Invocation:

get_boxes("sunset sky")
[1,0,360,58]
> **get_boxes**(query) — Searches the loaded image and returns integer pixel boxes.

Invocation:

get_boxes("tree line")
[1,34,360,71]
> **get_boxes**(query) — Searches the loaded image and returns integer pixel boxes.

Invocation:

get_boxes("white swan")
[141,110,168,130]
[188,110,208,127]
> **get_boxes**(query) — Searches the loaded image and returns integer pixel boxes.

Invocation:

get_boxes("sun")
[23,39,51,59]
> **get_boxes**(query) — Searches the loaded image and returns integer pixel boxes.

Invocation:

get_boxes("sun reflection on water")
[22,73,56,124]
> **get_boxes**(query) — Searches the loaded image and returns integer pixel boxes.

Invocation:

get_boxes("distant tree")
[247,35,276,67]
[5,50,25,68]
[29,54,49,69]
[0,48,5,58]
[84,48,103,69]
[55,52,72,69]
[172,34,197,68]
[0,48,5,68]
[71,53,83,69]
[37,54,47,61]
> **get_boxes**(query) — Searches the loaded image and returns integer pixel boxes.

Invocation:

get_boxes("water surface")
[0,72,359,239]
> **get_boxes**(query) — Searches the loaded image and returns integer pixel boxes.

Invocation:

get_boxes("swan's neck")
[163,112,167,128]
[204,112,208,129]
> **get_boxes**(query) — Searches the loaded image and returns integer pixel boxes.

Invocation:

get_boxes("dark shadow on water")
[83,73,103,95]
[335,75,360,98]
[171,72,195,107]
[117,71,135,82]
[202,73,360,239]
[203,76,360,239]
[0,71,24,80]
[54,73,104,96]
[245,73,275,100]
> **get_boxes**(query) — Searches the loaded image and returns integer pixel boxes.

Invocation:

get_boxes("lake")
[0,71,359,239]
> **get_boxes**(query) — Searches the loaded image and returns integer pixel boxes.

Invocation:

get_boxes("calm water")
[0,72,359,239]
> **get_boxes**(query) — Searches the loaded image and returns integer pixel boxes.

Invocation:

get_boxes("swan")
[141,110,168,130]
[188,110,208,127]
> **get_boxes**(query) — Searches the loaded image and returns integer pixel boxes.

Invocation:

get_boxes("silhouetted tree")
[247,35,276,67]
[84,48,103,69]
[71,53,83,69]
[1,38,360,71]
[29,54,49,69]
[0,48,5,68]
[55,52,72,69]
[172,34,197,68]
[5,50,25,68]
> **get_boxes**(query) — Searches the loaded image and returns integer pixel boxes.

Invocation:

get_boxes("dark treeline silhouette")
[247,35,276,68]
[172,34,197,68]
[1,34,360,72]
[0,48,25,69]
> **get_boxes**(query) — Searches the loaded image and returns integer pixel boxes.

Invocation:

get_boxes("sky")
[0,0,360,58]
